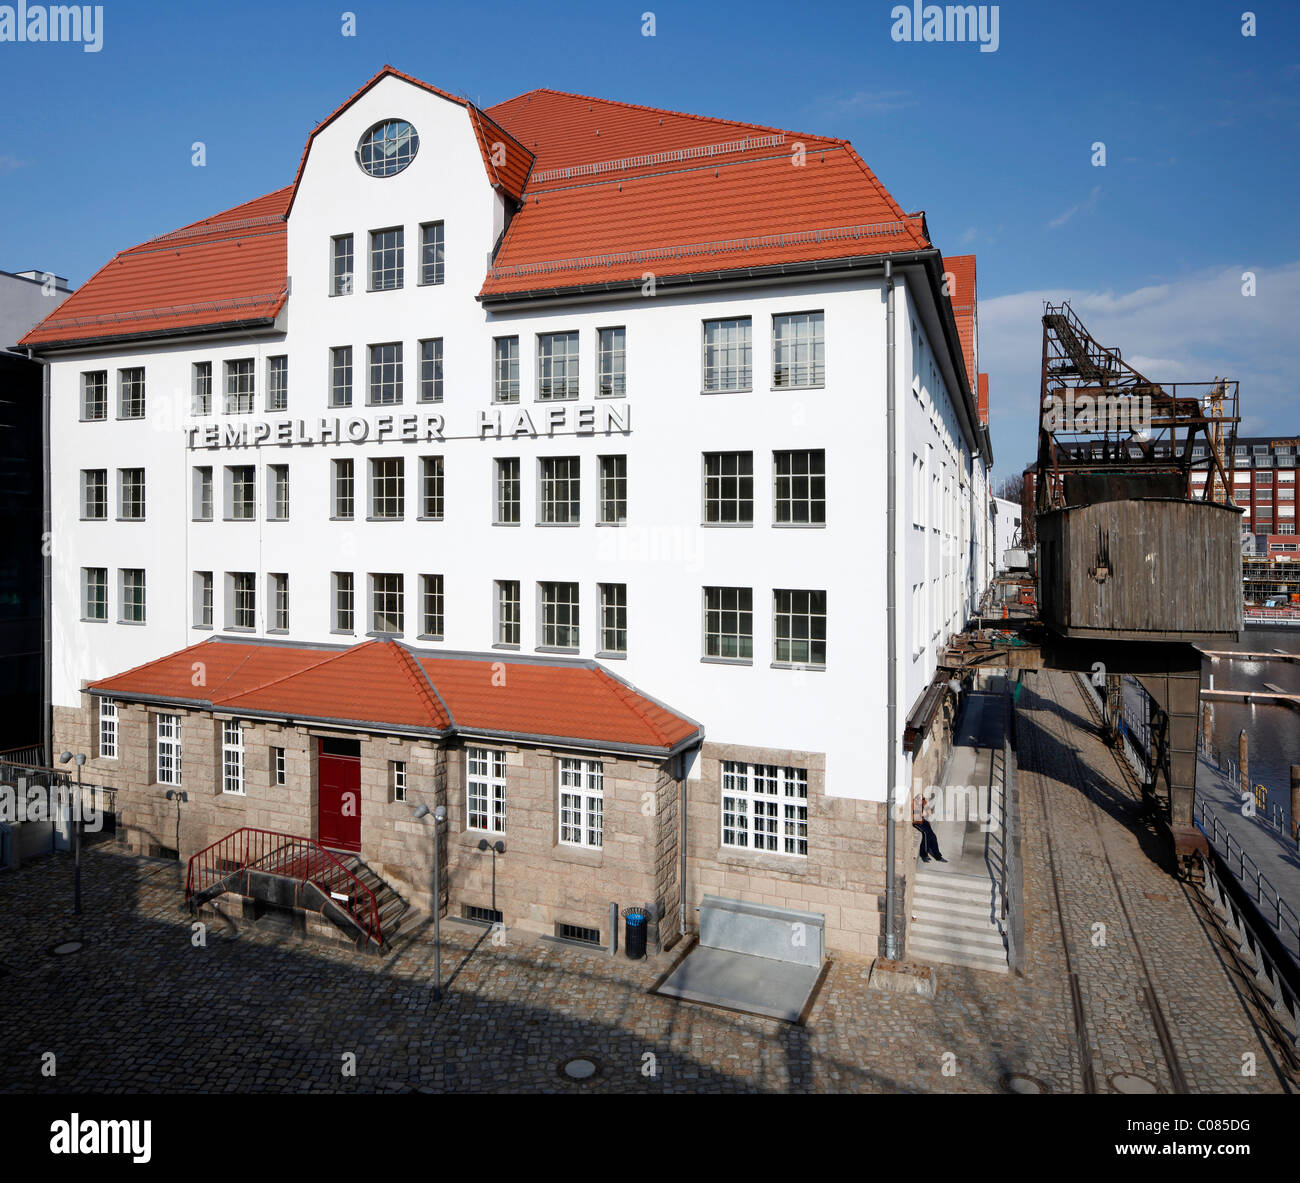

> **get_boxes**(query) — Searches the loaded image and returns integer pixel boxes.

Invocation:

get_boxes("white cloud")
[1048,184,1102,229]
[980,261,1300,475]
[0,154,27,173]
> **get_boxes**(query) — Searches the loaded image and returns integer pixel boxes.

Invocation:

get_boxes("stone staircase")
[908,865,1008,973]
[337,856,412,945]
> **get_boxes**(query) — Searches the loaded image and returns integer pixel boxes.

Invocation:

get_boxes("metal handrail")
[185,828,383,948]
[1196,799,1300,958]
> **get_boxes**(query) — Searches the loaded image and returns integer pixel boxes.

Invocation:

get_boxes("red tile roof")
[26,69,933,346]
[20,187,290,348]
[88,638,699,753]
[943,253,978,390]
[481,87,927,296]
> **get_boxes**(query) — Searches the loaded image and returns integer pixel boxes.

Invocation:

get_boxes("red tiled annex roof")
[88,638,699,754]
[20,187,291,348]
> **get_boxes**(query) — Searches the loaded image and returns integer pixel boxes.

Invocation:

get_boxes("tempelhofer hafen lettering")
[890,3,1000,53]
[182,403,632,449]
[0,3,103,52]
[49,1114,151,1164]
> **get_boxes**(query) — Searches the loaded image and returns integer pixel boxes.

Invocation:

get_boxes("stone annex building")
[22,68,994,958]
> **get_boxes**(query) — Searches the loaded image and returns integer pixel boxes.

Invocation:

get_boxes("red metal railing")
[185,828,383,948]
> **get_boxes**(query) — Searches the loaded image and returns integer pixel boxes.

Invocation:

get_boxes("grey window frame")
[370,572,404,635]
[420,573,444,639]
[369,456,405,520]
[224,359,255,415]
[774,449,826,525]
[702,318,752,393]
[418,337,443,404]
[367,341,403,406]
[331,234,354,296]
[772,311,826,389]
[330,346,353,408]
[420,455,444,520]
[332,458,354,520]
[536,331,579,401]
[368,226,404,291]
[704,586,754,661]
[703,451,754,524]
[80,469,107,520]
[495,579,521,646]
[266,355,288,412]
[419,220,445,286]
[493,336,520,404]
[773,588,827,667]
[597,326,626,397]
[598,454,627,525]
[118,467,146,521]
[82,567,108,621]
[539,456,580,525]
[495,457,521,524]
[599,583,627,655]
[81,370,107,420]
[117,367,146,419]
[539,581,579,650]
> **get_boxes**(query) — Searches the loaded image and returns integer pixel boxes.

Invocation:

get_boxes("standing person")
[912,786,947,863]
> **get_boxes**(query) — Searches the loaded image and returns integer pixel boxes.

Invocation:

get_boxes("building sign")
[183,403,632,450]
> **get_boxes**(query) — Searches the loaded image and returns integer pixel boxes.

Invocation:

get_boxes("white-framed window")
[98,697,118,760]
[370,457,404,519]
[420,455,444,519]
[721,761,808,855]
[273,746,287,786]
[331,234,354,296]
[367,342,403,405]
[332,458,354,519]
[192,466,213,521]
[597,326,626,397]
[493,336,520,403]
[82,567,108,621]
[333,571,354,632]
[118,467,146,520]
[191,362,211,416]
[419,220,445,286]
[270,573,289,631]
[118,367,145,419]
[495,579,520,646]
[268,464,289,521]
[774,589,826,666]
[120,569,146,624]
[228,572,256,630]
[81,370,107,420]
[80,469,107,520]
[266,355,288,412]
[226,465,256,520]
[222,720,245,795]
[391,760,408,803]
[193,570,213,628]
[704,586,753,660]
[558,758,603,848]
[330,345,353,407]
[703,452,753,524]
[599,455,626,524]
[224,359,255,414]
[156,713,182,787]
[536,331,579,401]
[495,457,520,524]
[420,573,444,638]
[371,573,404,634]
[774,449,826,524]
[466,747,506,833]
[599,583,627,655]
[369,227,404,291]
[539,581,579,649]
[772,311,825,388]
[702,317,751,392]
[418,337,443,403]
[539,456,579,524]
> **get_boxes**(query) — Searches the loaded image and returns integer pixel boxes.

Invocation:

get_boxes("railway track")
[1027,671,1189,1093]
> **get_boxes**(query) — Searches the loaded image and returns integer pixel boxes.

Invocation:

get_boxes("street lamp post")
[413,802,448,1000]
[476,838,506,918]
[58,751,86,915]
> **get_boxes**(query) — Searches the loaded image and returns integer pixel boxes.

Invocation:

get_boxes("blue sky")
[2,0,1297,476]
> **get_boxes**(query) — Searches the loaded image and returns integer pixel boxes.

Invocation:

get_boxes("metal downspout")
[884,262,899,960]
[38,350,51,767]
[678,750,688,937]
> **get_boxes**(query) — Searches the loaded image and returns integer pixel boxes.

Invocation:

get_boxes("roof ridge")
[390,642,453,729]
[591,666,676,747]
[838,143,928,249]
[212,642,362,705]
[128,186,291,253]
[488,86,841,150]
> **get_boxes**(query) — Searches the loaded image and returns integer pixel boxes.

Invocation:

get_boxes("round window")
[356,119,419,178]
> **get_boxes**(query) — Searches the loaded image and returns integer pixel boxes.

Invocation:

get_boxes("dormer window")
[356,119,419,177]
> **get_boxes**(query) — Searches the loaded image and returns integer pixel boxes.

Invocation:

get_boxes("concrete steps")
[909,866,1008,973]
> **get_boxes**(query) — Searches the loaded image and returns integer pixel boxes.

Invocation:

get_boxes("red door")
[318,739,361,853]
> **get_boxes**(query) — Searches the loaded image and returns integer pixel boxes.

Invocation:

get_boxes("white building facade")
[28,70,992,957]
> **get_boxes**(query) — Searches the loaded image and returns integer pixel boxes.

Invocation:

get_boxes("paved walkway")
[0,670,1293,1093]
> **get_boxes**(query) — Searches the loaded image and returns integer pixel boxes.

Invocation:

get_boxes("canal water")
[1204,626,1300,802]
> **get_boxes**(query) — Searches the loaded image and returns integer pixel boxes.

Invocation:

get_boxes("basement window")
[462,904,503,926]
[556,923,601,946]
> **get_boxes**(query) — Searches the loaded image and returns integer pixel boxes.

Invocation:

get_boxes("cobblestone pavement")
[1,670,1293,1094]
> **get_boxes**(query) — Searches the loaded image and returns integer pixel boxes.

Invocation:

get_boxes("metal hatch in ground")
[653,896,828,1022]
